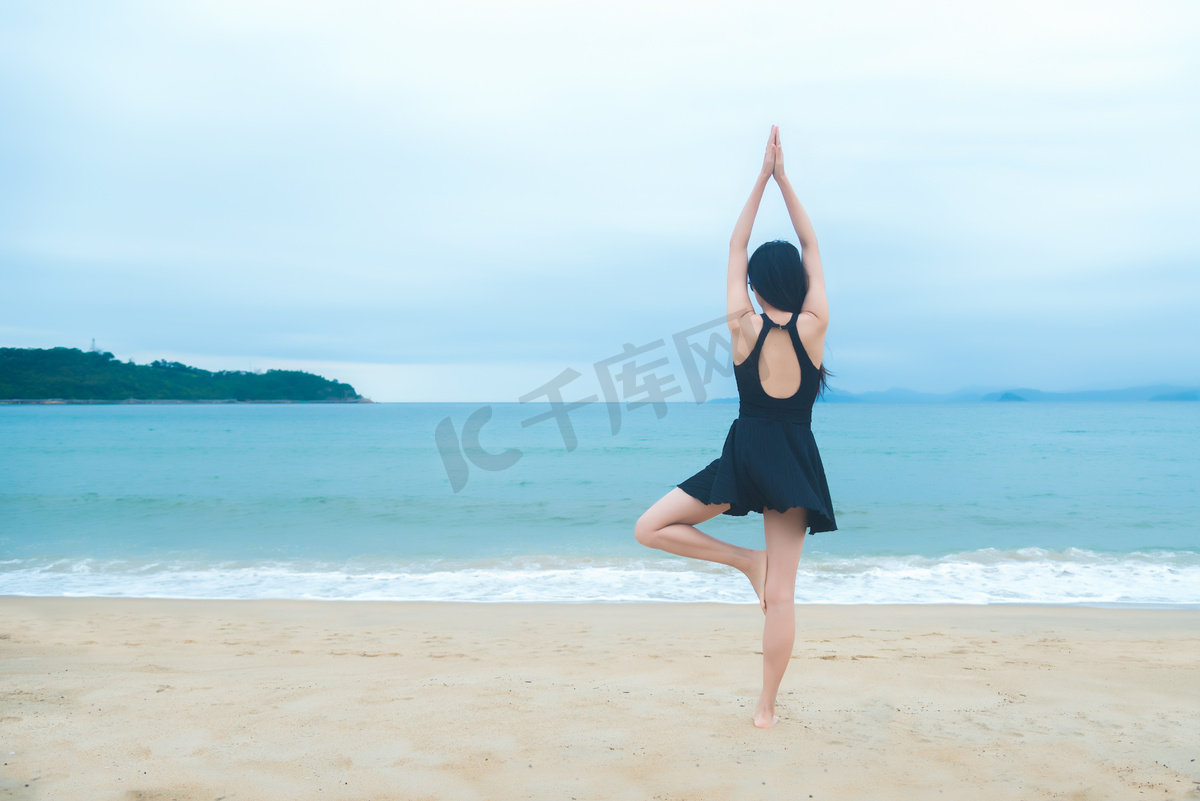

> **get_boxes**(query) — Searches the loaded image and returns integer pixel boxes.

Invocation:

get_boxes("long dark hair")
[747,239,832,396]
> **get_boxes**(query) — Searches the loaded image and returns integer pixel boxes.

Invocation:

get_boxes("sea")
[1,401,1197,606]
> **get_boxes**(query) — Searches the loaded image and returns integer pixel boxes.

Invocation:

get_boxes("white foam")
[2,548,1198,606]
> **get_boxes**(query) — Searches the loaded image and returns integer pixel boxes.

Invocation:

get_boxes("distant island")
[707,383,1200,403]
[0,347,367,403]
[816,384,1199,403]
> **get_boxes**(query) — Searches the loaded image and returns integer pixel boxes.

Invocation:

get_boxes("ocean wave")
[1,548,1198,606]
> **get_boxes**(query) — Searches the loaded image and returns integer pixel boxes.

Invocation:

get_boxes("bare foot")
[743,549,767,613]
[753,709,779,728]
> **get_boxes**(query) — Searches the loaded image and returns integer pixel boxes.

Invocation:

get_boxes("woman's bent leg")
[635,488,767,610]
[754,505,807,728]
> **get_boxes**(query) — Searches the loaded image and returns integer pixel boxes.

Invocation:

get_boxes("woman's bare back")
[731,312,825,399]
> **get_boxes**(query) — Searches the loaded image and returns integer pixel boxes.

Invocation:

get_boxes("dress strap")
[786,318,819,371]
[748,314,772,360]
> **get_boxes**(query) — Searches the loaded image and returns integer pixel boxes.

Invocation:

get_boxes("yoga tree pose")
[635,126,837,729]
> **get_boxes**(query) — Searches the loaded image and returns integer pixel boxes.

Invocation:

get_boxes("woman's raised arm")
[772,131,829,326]
[727,126,777,326]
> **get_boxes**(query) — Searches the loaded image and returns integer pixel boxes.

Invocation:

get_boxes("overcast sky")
[2,0,1197,400]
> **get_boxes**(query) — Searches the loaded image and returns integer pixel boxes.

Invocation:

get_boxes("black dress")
[677,311,837,534]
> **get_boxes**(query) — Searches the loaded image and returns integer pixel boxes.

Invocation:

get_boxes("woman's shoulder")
[729,310,766,367]
[727,308,766,337]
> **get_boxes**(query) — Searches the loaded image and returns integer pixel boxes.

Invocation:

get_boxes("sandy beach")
[1,598,1198,800]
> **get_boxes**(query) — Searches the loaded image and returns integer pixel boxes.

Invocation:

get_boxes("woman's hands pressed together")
[760,125,788,182]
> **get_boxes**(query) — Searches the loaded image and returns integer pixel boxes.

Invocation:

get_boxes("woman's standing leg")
[754,506,807,728]
[635,488,767,610]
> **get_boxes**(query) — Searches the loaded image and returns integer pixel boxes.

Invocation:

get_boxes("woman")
[634,125,837,729]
